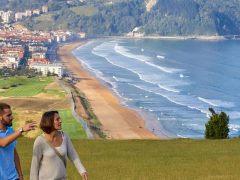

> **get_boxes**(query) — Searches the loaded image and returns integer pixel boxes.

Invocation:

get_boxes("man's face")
[0,108,13,127]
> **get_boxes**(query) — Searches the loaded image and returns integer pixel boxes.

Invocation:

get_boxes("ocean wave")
[128,83,209,115]
[112,76,133,83]
[177,134,187,138]
[198,97,235,108]
[229,124,240,131]
[157,55,165,59]
[182,123,205,131]
[158,84,180,93]
[114,43,181,73]
[92,47,184,93]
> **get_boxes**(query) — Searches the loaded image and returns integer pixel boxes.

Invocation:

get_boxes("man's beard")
[1,119,12,127]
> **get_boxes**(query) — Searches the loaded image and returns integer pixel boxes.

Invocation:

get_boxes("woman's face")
[53,113,62,130]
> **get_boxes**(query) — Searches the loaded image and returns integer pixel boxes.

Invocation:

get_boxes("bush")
[205,108,229,139]
[10,84,18,87]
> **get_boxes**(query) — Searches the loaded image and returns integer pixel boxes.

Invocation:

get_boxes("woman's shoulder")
[34,134,45,144]
[60,131,71,142]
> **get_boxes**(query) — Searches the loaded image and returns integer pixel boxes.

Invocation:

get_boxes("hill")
[2,0,240,36]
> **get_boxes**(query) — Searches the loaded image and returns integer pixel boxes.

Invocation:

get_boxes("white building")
[33,9,41,15]
[42,6,48,13]
[0,57,18,69]
[31,52,46,59]
[1,11,13,23]
[30,62,63,78]
[29,45,48,52]
[15,12,25,21]
[25,10,32,17]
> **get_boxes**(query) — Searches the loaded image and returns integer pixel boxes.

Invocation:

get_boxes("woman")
[30,111,88,180]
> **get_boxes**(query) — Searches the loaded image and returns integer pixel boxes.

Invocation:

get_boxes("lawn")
[17,138,240,180]
[0,76,54,96]
[59,110,87,139]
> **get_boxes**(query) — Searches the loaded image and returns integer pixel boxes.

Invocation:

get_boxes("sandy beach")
[58,41,162,139]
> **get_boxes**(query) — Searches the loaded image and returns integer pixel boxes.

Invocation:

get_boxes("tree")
[205,108,229,139]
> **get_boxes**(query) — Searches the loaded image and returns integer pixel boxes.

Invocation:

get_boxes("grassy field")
[0,76,53,96]
[0,76,87,139]
[70,6,98,16]
[17,138,240,180]
[35,13,54,22]
[60,110,87,139]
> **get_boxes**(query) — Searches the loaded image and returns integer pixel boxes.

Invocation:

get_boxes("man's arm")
[0,131,22,147]
[0,122,37,147]
[14,149,24,180]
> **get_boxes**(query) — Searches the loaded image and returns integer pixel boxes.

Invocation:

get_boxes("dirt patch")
[34,92,64,100]
[1,97,70,111]
[45,80,63,90]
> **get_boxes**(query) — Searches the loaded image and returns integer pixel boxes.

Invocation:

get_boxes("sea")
[72,38,240,138]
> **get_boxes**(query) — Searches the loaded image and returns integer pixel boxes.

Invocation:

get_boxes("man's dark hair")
[0,103,11,115]
[40,110,59,134]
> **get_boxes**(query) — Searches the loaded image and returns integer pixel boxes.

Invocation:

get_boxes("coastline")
[126,35,226,41]
[58,41,163,139]
[99,35,229,41]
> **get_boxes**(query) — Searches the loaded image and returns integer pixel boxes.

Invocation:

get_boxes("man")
[0,103,37,180]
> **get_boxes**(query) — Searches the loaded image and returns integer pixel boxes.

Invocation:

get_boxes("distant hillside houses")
[53,31,73,42]
[0,6,48,23]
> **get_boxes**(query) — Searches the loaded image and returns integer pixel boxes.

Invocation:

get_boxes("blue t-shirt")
[0,127,19,180]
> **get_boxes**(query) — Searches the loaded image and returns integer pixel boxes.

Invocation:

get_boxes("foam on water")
[92,44,185,93]
[229,124,240,132]
[128,83,209,115]
[157,55,165,59]
[198,97,235,108]
[114,43,181,73]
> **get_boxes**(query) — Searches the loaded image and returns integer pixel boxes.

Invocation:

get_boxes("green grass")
[35,13,54,22]
[59,110,87,139]
[17,138,240,180]
[70,6,98,16]
[0,76,54,96]
[43,89,66,96]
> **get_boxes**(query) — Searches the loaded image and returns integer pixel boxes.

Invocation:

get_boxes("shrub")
[205,108,229,139]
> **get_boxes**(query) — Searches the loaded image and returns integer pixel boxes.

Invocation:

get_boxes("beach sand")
[58,41,162,139]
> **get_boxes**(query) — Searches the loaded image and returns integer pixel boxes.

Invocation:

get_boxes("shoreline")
[93,34,237,41]
[124,35,226,41]
[58,41,164,139]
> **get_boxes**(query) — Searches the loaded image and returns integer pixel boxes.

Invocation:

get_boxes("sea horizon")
[73,38,240,139]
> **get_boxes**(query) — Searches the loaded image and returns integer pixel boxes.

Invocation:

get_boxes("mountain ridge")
[1,0,240,37]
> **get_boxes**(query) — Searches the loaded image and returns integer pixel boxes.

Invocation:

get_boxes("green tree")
[205,108,229,139]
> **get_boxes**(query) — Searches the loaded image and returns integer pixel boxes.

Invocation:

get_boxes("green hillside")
[2,0,240,36]
[18,138,240,179]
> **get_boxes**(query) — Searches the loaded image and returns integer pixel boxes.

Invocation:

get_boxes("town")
[0,5,86,78]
